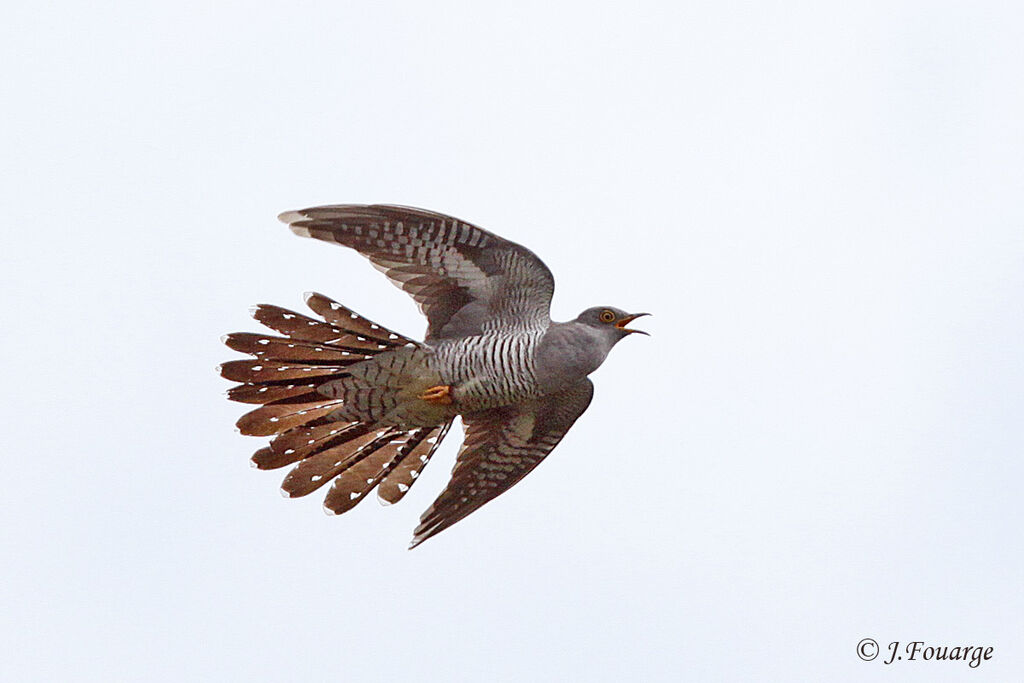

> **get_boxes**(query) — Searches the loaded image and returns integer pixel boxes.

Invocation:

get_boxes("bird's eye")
[599,310,616,323]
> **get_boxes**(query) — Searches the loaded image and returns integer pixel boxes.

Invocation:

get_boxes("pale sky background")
[2,2,1022,681]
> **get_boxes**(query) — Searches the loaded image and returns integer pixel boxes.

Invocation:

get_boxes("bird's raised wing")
[279,205,555,341]
[410,379,594,548]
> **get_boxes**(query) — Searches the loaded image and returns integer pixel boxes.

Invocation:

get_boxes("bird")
[221,205,648,547]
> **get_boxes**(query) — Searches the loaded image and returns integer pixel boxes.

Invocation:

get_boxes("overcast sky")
[2,2,1022,681]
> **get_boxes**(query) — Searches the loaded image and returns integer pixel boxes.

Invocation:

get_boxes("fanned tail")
[221,292,453,514]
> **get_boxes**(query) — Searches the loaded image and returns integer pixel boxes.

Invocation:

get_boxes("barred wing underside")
[279,205,555,341]
[411,379,595,548]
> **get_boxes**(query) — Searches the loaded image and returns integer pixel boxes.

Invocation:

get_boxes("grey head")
[536,306,650,394]
[574,306,651,340]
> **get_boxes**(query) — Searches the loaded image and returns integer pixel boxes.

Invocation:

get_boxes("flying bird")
[221,205,648,547]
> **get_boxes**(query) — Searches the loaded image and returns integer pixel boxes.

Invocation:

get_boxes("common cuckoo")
[221,205,648,547]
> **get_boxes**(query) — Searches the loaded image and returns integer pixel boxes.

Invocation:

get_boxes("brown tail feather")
[223,332,372,363]
[250,304,358,343]
[304,292,413,346]
[251,302,408,352]
[378,421,453,504]
[235,400,344,437]
[322,432,413,514]
[252,446,302,471]
[281,426,390,498]
[226,382,320,404]
[223,295,453,519]
[252,420,384,472]
[268,421,362,460]
[220,359,353,384]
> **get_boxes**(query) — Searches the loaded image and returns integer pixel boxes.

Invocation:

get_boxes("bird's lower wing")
[410,379,595,548]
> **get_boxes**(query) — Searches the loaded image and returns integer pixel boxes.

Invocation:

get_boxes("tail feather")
[323,421,456,513]
[251,304,357,343]
[223,332,371,364]
[222,294,454,519]
[226,382,320,405]
[281,425,388,498]
[267,421,363,462]
[378,421,453,505]
[304,292,413,346]
[235,400,343,437]
[252,420,374,470]
[252,445,304,471]
[220,359,353,384]
[323,433,410,513]
[252,297,412,352]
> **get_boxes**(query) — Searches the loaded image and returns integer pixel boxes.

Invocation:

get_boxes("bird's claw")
[418,385,453,405]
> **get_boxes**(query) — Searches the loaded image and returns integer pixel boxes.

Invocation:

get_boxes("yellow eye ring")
[599,310,616,323]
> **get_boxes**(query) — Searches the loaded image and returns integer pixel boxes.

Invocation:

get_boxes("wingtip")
[408,521,435,549]
[279,210,313,238]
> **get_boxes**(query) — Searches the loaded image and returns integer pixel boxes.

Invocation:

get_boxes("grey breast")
[432,328,547,412]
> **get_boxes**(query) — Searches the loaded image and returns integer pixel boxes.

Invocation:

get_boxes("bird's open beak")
[615,313,651,335]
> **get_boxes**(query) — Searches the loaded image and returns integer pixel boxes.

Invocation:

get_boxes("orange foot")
[418,385,453,405]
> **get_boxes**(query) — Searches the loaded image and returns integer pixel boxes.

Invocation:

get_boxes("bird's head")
[575,306,650,341]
